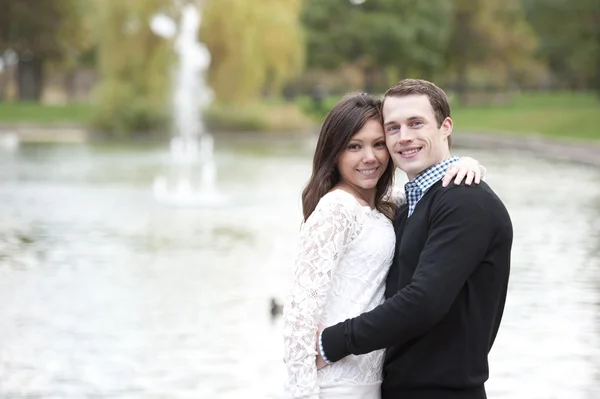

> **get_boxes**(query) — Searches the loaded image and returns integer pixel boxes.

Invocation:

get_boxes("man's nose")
[397,126,415,144]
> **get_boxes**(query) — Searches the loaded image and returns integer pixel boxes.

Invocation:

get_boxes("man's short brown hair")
[383,79,452,148]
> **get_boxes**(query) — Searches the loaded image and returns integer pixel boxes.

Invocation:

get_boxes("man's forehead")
[383,94,432,120]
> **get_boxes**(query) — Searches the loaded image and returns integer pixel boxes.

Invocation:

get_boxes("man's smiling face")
[382,94,452,180]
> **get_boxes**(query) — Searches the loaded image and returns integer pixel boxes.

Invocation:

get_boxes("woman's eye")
[347,144,360,150]
[374,141,386,148]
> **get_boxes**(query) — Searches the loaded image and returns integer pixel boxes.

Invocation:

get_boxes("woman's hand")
[442,157,485,187]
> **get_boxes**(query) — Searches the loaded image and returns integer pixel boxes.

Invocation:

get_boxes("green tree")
[92,0,172,135]
[523,0,600,91]
[301,0,452,92]
[201,0,304,102]
[446,0,539,102]
[0,0,89,101]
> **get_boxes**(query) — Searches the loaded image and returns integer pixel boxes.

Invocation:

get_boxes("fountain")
[0,132,19,152]
[150,2,226,207]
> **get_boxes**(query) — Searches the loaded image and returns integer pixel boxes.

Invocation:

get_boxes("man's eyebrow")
[384,116,422,126]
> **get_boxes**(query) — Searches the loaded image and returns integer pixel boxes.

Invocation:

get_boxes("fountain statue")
[150,2,226,207]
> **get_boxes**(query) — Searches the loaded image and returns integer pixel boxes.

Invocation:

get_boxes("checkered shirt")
[405,156,460,217]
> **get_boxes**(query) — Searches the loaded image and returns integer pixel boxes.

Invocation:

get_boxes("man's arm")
[321,185,498,363]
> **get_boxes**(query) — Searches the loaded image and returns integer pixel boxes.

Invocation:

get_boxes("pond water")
[0,136,598,398]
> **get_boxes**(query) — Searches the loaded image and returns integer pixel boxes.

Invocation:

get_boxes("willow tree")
[93,0,173,134]
[201,0,304,102]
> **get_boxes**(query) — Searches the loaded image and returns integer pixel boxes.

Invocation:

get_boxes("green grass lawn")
[0,102,94,124]
[299,91,600,141]
[0,101,315,133]
[1,92,598,141]
[451,92,600,141]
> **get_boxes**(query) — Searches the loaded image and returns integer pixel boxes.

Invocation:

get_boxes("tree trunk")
[65,70,76,101]
[0,70,6,102]
[597,55,600,98]
[363,66,377,94]
[455,11,470,105]
[17,56,44,101]
[596,23,600,98]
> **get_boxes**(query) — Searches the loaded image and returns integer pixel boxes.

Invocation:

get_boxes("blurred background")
[0,0,599,398]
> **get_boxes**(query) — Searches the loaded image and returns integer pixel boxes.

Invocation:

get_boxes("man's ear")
[441,117,453,138]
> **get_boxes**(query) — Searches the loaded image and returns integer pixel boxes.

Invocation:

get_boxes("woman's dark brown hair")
[301,93,397,221]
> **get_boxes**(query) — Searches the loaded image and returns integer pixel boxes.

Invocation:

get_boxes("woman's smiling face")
[336,119,390,195]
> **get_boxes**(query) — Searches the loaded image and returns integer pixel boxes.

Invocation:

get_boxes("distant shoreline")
[453,132,600,168]
[0,124,598,168]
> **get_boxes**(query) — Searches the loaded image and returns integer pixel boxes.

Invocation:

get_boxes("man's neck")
[407,154,452,182]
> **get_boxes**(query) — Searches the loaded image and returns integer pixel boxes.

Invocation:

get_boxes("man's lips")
[398,147,422,157]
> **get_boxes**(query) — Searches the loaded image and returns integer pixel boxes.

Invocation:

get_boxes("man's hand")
[315,329,328,369]
[442,156,483,187]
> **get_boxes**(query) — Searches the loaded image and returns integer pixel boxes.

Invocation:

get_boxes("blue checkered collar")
[404,156,460,213]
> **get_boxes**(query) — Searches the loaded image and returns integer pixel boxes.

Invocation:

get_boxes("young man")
[317,79,513,399]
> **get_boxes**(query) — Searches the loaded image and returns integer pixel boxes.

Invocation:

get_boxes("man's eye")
[387,126,399,132]
[411,121,423,127]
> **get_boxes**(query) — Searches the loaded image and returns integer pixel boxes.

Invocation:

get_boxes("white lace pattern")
[282,190,399,398]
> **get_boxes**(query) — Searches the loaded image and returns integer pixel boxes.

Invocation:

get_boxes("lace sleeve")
[282,197,360,398]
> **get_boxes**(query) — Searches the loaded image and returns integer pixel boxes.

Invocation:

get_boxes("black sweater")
[321,180,513,399]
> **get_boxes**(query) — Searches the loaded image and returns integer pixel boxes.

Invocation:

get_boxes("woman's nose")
[362,148,376,163]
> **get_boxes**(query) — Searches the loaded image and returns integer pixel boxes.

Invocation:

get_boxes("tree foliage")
[0,0,89,60]
[523,0,600,90]
[92,0,173,135]
[302,0,452,91]
[0,0,90,100]
[445,0,540,100]
[201,0,304,102]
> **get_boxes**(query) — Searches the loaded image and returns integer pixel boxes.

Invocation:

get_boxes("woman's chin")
[357,180,379,191]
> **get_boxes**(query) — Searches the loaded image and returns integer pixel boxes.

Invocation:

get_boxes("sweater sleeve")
[321,185,497,362]
[282,196,360,398]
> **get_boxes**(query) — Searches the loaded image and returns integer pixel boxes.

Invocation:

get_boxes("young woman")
[282,93,483,399]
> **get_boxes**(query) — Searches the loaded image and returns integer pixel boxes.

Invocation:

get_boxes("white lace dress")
[282,189,398,399]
